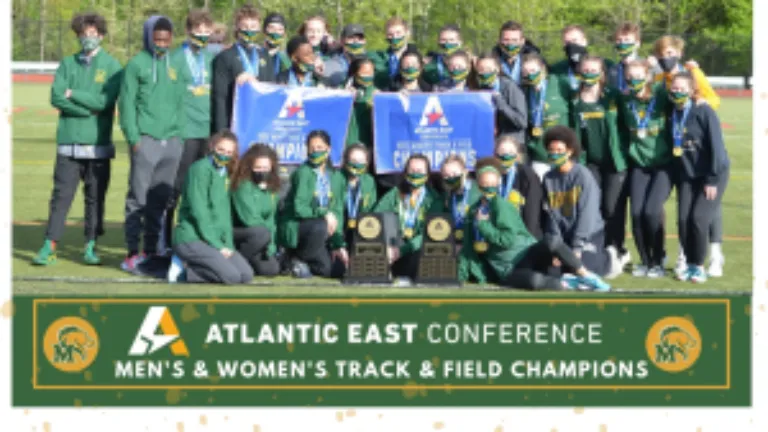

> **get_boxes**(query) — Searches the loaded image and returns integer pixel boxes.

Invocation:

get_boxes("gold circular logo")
[357,215,381,240]
[426,216,451,242]
[43,316,99,373]
[645,316,701,373]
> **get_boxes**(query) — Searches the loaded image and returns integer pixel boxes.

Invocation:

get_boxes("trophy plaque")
[417,214,459,285]
[344,212,399,284]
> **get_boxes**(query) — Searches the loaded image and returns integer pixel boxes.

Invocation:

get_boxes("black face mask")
[659,56,680,73]
[252,171,268,184]
[564,43,587,68]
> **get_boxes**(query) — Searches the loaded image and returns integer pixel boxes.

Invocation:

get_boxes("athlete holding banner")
[491,21,544,86]
[370,17,420,90]
[275,35,326,87]
[262,13,290,77]
[474,54,527,144]
[211,5,275,134]
[435,50,472,92]
[423,24,463,86]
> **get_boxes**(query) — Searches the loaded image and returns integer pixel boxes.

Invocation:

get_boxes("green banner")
[13,296,751,407]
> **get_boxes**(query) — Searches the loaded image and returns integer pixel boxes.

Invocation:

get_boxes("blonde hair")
[654,35,685,57]
[495,135,525,162]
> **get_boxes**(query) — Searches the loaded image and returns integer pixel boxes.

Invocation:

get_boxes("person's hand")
[574,250,582,259]
[646,56,658,68]
[685,59,700,70]
[399,88,410,97]
[332,248,350,267]
[64,89,72,98]
[220,248,233,258]
[314,58,325,74]
[325,212,338,236]
[388,245,401,264]
[132,143,140,153]
[236,72,257,86]
[552,257,562,267]
[704,185,718,200]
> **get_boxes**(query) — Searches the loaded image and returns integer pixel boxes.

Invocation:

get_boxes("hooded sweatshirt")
[119,15,185,146]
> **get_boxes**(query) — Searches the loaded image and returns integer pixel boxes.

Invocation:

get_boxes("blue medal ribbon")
[273,52,282,76]
[184,43,206,87]
[500,169,516,200]
[630,97,656,135]
[567,67,579,91]
[388,52,399,78]
[474,201,490,243]
[501,55,521,84]
[436,55,446,81]
[236,44,260,75]
[528,80,547,130]
[346,182,362,222]
[617,63,626,92]
[451,180,472,230]
[288,69,313,87]
[672,100,692,154]
[315,169,331,208]
[400,188,426,231]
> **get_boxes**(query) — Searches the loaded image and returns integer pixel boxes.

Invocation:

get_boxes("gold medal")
[532,127,543,137]
[473,241,489,254]
[673,147,683,157]
[347,219,357,229]
[636,128,647,139]
[404,228,414,239]
[455,229,464,241]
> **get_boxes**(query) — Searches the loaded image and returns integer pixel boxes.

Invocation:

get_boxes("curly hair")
[71,13,108,36]
[230,143,281,193]
[543,125,581,159]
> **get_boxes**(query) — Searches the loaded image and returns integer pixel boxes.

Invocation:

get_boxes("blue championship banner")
[373,92,496,173]
[232,82,354,165]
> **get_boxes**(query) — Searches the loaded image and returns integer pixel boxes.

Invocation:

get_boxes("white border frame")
[1,1,764,430]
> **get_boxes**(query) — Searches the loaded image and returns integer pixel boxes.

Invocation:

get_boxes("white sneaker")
[167,254,186,283]
[674,254,688,279]
[707,255,725,278]
[619,250,631,269]
[647,265,665,279]
[632,265,649,277]
[605,246,623,279]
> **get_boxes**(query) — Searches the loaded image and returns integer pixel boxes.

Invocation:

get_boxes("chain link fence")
[13,18,752,78]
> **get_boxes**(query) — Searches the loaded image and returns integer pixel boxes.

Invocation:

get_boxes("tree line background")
[12,0,752,76]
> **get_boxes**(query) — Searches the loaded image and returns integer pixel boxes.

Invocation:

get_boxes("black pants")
[233,226,280,276]
[677,169,729,266]
[629,165,672,266]
[587,164,629,253]
[503,236,582,290]
[392,251,421,280]
[710,203,723,244]
[164,138,209,248]
[294,219,345,278]
[44,154,111,242]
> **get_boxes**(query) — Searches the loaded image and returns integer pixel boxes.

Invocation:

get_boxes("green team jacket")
[617,84,672,168]
[550,58,616,100]
[170,45,213,139]
[570,88,628,172]
[119,50,185,146]
[173,158,234,250]
[278,163,346,250]
[336,173,378,248]
[346,85,374,149]
[231,180,279,257]
[525,75,572,162]
[422,54,448,86]
[50,50,122,151]
[372,186,445,256]
[458,196,537,284]
[369,45,418,90]
[438,180,482,238]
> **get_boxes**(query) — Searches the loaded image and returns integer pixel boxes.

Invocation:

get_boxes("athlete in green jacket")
[436,155,481,245]
[33,13,122,267]
[345,59,376,149]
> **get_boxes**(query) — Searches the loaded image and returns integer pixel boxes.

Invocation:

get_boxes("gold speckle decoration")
[207,304,216,315]
[287,343,295,353]
[272,393,277,400]
[317,396,324,403]
[91,303,101,312]
[567,393,574,400]
[208,397,214,404]
[448,312,460,321]
[335,411,344,422]
[1,300,15,318]
[434,422,445,430]
[697,428,702,432]
[116,392,123,400]
[619,327,625,333]
[346,409,356,417]
[74,399,82,407]
[432,357,440,367]
[84,371,93,382]
[523,394,529,400]
[365,354,373,361]
[420,386,428,397]
[745,305,751,316]
[101,315,108,323]
[350,298,360,308]
[622,307,628,313]
[599,426,607,432]
[166,389,182,405]
[665,394,672,401]
[210,375,220,384]
[200,415,207,425]
[597,302,605,311]
[495,427,503,432]
[176,422,185,432]
[574,407,584,414]
[253,426,261,432]
[551,429,558,432]
[43,422,51,432]
[224,416,229,421]
[79,306,88,317]
[430,301,442,308]
[689,370,695,377]
[24,410,28,416]
[760,305,766,312]
[712,343,718,350]
[402,381,419,399]
[762,92,768,100]
[181,304,201,322]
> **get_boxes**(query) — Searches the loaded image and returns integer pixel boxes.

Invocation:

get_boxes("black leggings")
[392,251,421,280]
[294,219,344,278]
[503,236,583,291]
[677,169,729,266]
[233,226,280,276]
[587,164,629,253]
[629,165,672,266]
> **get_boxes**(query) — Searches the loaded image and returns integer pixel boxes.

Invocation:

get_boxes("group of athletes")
[33,4,730,290]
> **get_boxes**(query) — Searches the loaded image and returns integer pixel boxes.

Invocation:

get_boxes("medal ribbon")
[500,169,516,200]
[501,55,522,84]
[236,44,260,75]
[528,79,547,131]
[184,43,206,87]
[672,100,692,154]
[631,97,656,134]
[399,188,426,231]
[474,201,489,243]
[346,182,362,222]
[567,67,579,91]
[388,52,399,78]
[315,170,331,208]
[288,69,313,87]
[451,180,472,230]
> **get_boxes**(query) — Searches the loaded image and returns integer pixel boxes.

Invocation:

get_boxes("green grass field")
[11,83,753,296]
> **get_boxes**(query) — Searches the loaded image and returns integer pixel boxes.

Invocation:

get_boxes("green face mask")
[297,61,315,73]
[502,43,521,57]
[406,172,427,188]
[580,72,601,87]
[524,70,543,86]
[80,36,100,52]
[239,29,260,44]
[346,162,367,176]
[153,44,169,55]
[444,175,463,190]
[628,78,645,94]
[401,67,420,82]
[615,42,635,58]
[548,152,570,168]
[345,41,366,55]
[441,42,460,55]
[212,152,232,167]
[308,150,329,166]
[670,91,690,106]
[266,32,285,46]
[450,68,469,83]
[389,36,406,51]
[478,72,497,88]
[480,186,498,199]
[497,153,517,168]
[190,34,209,48]
[355,75,374,87]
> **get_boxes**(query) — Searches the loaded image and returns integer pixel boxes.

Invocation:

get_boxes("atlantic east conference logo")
[645,316,702,373]
[43,316,100,373]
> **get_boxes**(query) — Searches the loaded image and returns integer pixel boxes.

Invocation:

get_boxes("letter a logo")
[278,91,305,119]
[129,306,189,356]
[419,96,449,127]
